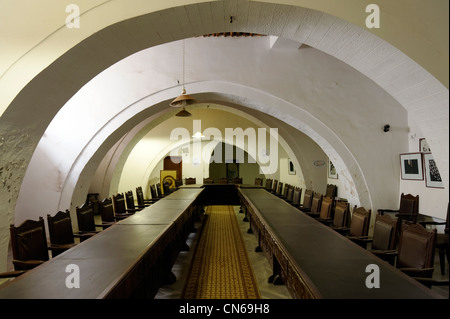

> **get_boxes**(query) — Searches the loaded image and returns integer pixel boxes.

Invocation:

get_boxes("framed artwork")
[419,138,431,153]
[288,158,296,175]
[400,153,423,180]
[423,153,443,188]
[226,162,239,180]
[328,160,338,179]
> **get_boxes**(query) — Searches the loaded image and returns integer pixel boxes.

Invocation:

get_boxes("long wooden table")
[238,187,442,299]
[0,188,204,299]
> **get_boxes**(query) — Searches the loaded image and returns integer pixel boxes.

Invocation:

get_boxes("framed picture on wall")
[423,153,443,188]
[328,160,338,179]
[400,153,423,180]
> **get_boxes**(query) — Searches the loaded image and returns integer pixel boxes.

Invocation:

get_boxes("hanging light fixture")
[171,39,194,116]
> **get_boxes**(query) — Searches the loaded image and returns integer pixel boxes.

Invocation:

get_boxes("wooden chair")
[280,183,289,199]
[75,204,106,237]
[340,206,372,245]
[254,177,263,186]
[271,180,278,193]
[378,193,419,224]
[203,177,214,184]
[47,210,92,256]
[125,191,142,213]
[362,214,399,265]
[265,178,273,191]
[9,218,50,270]
[136,186,156,205]
[99,197,126,223]
[328,201,350,229]
[149,184,161,202]
[290,187,302,208]
[285,185,294,204]
[232,177,243,184]
[275,182,283,197]
[304,193,322,217]
[185,177,196,185]
[112,193,136,218]
[298,189,314,212]
[218,177,228,184]
[396,223,436,279]
[314,196,334,223]
[419,203,449,275]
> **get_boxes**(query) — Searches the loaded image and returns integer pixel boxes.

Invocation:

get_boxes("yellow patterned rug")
[182,205,261,299]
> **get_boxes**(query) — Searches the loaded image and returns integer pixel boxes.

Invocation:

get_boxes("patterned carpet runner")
[182,205,260,299]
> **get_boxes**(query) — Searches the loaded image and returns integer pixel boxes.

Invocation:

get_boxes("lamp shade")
[170,93,195,107]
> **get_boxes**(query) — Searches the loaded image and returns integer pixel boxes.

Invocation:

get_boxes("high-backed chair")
[378,193,419,224]
[396,223,436,279]
[98,197,126,223]
[203,177,214,184]
[314,196,334,223]
[285,185,294,203]
[47,210,92,256]
[298,189,314,212]
[265,178,273,191]
[275,182,283,197]
[125,190,142,213]
[75,204,105,237]
[254,177,263,186]
[185,177,196,185]
[271,180,278,193]
[112,193,136,218]
[328,201,350,229]
[280,183,289,199]
[419,203,449,275]
[149,184,161,202]
[136,186,156,205]
[290,187,302,208]
[342,206,372,245]
[8,217,65,270]
[304,193,322,217]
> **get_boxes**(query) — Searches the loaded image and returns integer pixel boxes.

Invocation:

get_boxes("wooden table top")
[239,188,442,299]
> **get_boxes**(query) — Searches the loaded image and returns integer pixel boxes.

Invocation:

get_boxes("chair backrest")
[125,190,137,210]
[232,177,243,184]
[310,193,322,214]
[150,184,158,200]
[319,196,333,219]
[136,187,146,207]
[275,182,283,196]
[10,217,49,268]
[162,182,171,194]
[292,187,302,206]
[302,189,314,209]
[185,177,196,185]
[112,193,127,215]
[325,184,337,199]
[398,193,419,223]
[156,183,163,198]
[333,201,349,227]
[47,210,75,245]
[286,185,294,202]
[265,179,273,190]
[281,184,289,197]
[397,223,436,270]
[203,177,214,184]
[76,203,96,232]
[271,180,278,193]
[254,177,263,186]
[99,197,115,222]
[349,206,371,237]
[372,214,399,250]
[218,177,228,184]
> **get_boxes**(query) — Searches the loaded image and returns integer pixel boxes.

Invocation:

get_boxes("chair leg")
[438,248,446,275]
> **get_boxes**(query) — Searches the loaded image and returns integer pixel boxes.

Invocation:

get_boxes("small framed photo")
[419,138,431,153]
[288,158,296,175]
[423,153,443,188]
[328,160,338,179]
[400,153,423,180]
